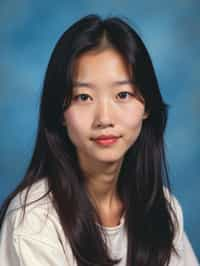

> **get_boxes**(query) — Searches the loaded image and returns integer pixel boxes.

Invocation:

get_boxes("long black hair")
[0,14,178,266]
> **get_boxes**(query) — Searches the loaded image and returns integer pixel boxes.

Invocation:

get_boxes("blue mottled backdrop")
[0,0,199,259]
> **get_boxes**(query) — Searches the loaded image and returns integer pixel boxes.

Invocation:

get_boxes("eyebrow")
[73,79,135,88]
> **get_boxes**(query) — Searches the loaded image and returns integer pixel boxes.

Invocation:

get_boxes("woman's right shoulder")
[6,178,51,215]
[2,178,58,237]
[0,179,77,265]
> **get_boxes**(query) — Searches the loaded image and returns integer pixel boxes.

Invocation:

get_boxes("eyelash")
[73,92,135,102]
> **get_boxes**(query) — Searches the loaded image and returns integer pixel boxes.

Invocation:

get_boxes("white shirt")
[0,179,199,266]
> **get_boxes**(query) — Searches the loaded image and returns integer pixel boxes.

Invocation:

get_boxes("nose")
[93,100,114,129]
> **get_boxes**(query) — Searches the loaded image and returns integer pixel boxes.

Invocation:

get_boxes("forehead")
[72,48,133,81]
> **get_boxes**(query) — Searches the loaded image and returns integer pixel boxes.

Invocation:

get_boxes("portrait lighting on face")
[0,14,199,266]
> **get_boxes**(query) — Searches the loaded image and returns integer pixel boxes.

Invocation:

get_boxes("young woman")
[0,14,198,266]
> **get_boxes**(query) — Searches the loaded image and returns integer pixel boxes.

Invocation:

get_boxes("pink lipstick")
[93,135,120,146]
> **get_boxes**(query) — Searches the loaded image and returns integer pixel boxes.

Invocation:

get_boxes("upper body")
[1,14,199,266]
[0,179,199,266]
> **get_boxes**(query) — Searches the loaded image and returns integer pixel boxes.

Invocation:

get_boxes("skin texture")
[63,48,147,225]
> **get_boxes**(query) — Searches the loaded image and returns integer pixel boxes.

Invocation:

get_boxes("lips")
[96,138,118,144]
[94,135,120,140]
[92,135,121,146]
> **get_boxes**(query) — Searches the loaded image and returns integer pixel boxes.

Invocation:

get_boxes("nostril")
[96,122,114,128]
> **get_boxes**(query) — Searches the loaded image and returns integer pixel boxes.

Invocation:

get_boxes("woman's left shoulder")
[163,186,183,243]
[163,186,199,265]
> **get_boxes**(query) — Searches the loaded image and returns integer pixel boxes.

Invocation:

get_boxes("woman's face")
[63,48,147,165]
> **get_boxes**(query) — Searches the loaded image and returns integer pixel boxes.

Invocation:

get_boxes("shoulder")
[163,187,199,265]
[1,179,64,247]
[6,179,52,231]
[7,178,50,213]
[163,187,183,223]
[163,186,184,249]
[0,179,76,265]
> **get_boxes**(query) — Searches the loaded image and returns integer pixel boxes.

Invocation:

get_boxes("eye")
[73,94,92,102]
[117,91,134,100]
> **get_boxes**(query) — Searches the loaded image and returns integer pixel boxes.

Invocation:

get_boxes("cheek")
[63,108,90,142]
[119,102,145,130]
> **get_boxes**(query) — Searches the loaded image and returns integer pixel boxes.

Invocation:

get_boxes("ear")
[143,111,149,120]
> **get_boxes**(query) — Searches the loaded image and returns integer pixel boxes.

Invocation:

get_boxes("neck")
[78,156,123,210]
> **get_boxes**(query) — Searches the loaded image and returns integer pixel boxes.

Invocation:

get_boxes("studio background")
[0,0,199,259]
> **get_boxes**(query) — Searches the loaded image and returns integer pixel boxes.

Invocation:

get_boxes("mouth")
[93,134,121,140]
[92,135,121,146]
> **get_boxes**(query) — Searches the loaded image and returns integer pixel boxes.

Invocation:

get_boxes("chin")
[91,151,124,164]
